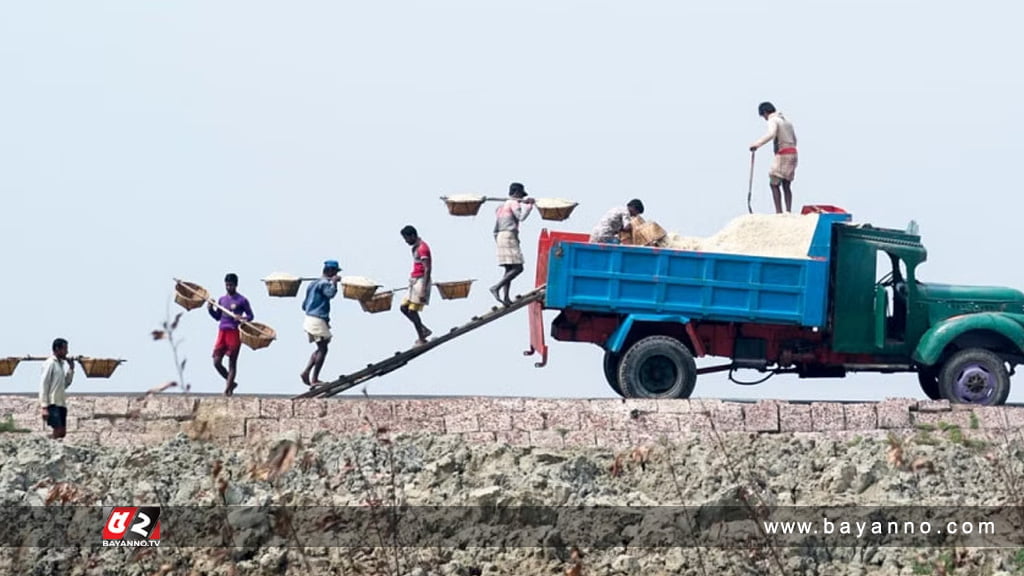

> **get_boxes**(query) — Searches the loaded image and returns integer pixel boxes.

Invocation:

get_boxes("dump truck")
[525,205,1024,405]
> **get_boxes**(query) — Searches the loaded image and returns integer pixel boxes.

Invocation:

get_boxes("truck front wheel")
[603,351,624,397]
[617,336,697,399]
[938,348,1011,406]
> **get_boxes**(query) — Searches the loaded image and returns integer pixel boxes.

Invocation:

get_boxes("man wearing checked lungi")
[750,101,798,214]
[489,182,535,307]
[400,225,434,346]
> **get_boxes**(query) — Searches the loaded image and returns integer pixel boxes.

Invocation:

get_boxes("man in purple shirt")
[208,273,254,396]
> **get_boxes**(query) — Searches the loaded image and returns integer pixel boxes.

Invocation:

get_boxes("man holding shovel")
[208,273,254,396]
[749,101,798,214]
[301,260,341,387]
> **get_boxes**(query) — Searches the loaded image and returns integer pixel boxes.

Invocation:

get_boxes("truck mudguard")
[607,313,692,354]
[912,312,1024,366]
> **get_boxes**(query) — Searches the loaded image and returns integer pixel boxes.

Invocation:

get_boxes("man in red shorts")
[208,273,254,396]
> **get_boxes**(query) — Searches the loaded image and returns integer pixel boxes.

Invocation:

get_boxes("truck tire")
[937,348,1011,406]
[917,367,941,400]
[618,336,697,399]
[603,351,624,397]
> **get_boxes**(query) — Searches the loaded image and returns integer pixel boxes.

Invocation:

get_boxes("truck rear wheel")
[603,351,624,397]
[938,348,1010,406]
[617,336,696,399]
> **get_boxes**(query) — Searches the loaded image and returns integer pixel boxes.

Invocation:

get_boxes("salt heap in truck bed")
[661,213,820,259]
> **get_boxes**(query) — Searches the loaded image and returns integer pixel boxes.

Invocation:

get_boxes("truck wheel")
[917,367,941,400]
[618,336,696,399]
[938,348,1011,406]
[603,351,624,397]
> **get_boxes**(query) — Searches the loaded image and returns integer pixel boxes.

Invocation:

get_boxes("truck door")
[874,250,909,348]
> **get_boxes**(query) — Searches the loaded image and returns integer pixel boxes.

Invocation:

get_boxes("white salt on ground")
[264,272,298,281]
[341,276,378,287]
[661,213,821,259]
[534,198,577,208]
[445,194,484,202]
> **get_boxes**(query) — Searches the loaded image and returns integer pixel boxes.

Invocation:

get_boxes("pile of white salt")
[341,276,379,287]
[660,213,821,259]
[264,272,299,281]
[534,198,576,209]
[445,194,484,202]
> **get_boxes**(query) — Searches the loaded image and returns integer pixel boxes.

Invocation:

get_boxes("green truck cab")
[833,221,1024,404]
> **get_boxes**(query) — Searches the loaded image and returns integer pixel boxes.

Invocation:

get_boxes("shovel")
[747,149,755,214]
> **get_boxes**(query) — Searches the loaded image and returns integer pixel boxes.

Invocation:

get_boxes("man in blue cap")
[301,259,341,387]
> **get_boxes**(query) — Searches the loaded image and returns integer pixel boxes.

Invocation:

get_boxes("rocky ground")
[3,422,1024,575]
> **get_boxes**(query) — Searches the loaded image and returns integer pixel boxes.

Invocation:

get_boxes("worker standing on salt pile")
[207,272,254,396]
[301,260,341,387]
[39,337,73,440]
[749,101,798,214]
[400,225,434,346]
[489,182,535,307]
[589,199,645,243]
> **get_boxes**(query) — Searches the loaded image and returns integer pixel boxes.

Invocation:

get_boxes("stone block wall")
[1,394,1021,449]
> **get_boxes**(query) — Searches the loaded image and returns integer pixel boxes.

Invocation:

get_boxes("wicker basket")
[633,221,667,246]
[443,197,486,216]
[0,357,20,377]
[263,278,302,297]
[78,358,122,378]
[342,281,380,301]
[240,322,276,350]
[174,281,209,311]
[360,291,394,313]
[536,202,579,221]
[435,280,474,300]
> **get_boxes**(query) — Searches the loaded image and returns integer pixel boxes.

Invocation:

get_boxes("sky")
[1,0,1022,402]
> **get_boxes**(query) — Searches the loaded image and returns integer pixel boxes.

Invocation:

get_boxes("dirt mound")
[1,427,1020,575]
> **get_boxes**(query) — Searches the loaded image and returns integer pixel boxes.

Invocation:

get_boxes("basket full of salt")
[341,276,380,301]
[534,198,579,221]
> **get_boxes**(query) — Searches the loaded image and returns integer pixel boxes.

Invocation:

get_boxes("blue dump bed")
[544,212,852,327]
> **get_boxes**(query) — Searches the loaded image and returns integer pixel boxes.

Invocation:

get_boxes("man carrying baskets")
[39,337,74,440]
[301,260,341,387]
[208,273,254,396]
[400,225,433,346]
[489,182,535,307]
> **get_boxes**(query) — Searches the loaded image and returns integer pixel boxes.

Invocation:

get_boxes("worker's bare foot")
[300,372,311,386]
[489,286,502,304]
[421,328,432,340]
[311,380,327,387]
[225,381,238,396]
[502,296,512,307]
[414,339,427,347]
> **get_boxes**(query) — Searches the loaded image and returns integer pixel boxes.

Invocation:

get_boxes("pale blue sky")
[2,1,1022,401]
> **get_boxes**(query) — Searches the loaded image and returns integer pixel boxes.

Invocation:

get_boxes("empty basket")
[442,196,486,216]
[435,280,474,300]
[263,278,302,297]
[174,281,209,311]
[78,358,122,378]
[360,291,394,313]
[240,322,276,350]
[535,201,579,221]
[0,357,20,377]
